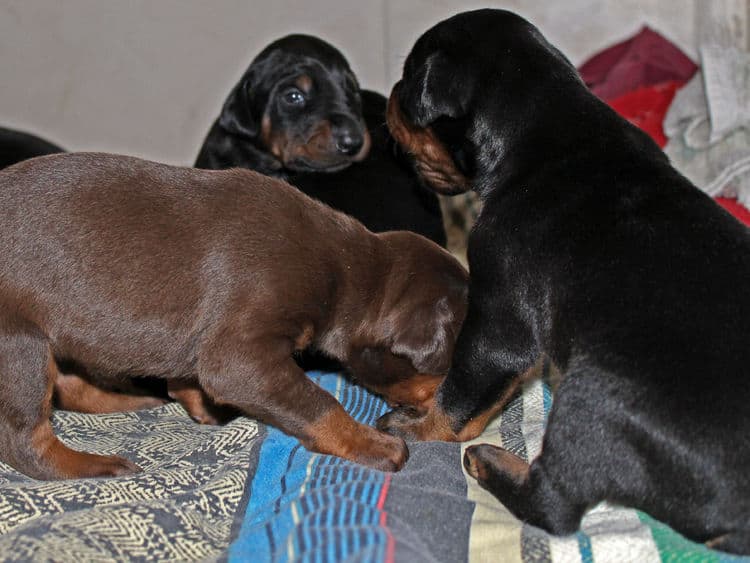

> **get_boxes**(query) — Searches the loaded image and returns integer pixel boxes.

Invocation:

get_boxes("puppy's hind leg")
[167,380,235,425]
[54,372,167,414]
[464,375,618,535]
[463,443,586,535]
[0,327,140,480]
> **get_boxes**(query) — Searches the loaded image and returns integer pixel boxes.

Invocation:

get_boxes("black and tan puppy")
[380,9,750,555]
[196,34,370,176]
[0,152,467,480]
[195,34,445,247]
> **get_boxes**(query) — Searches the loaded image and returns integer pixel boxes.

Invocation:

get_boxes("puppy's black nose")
[334,128,364,156]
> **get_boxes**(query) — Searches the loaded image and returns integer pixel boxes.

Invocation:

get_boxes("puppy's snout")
[330,115,365,156]
[334,128,364,156]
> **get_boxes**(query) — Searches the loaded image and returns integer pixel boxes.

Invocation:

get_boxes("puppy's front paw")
[355,432,410,472]
[91,454,142,478]
[463,444,497,481]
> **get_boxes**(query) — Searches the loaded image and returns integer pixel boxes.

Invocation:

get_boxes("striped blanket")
[0,370,746,562]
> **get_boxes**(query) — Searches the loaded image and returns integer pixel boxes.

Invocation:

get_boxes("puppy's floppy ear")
[389,295,460,374]
[218,76,260,138]
[218,55,276,139]
[218,49,289,139]
[408,52,473,127]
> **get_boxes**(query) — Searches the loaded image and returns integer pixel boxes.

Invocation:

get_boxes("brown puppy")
[0,152,467,480]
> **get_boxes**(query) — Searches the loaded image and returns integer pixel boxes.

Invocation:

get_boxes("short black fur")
[384,9,750,554]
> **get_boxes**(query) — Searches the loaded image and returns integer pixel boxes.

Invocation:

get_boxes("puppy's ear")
[409,52,473,127]
[389,295,459,375]
[218,78,260,138]
[219,50,286,139]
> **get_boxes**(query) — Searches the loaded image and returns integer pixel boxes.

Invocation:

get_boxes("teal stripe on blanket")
[637,512,750,563]
[228,373,391,562]
[228,372,472,563]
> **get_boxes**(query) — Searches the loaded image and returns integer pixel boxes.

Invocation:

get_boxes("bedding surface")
[0,403,262,560]
[0,370,746,562]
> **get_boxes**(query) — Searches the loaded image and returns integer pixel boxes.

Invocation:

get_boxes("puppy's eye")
[282,88,306,106]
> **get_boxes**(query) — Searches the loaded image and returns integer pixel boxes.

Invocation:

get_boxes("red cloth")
[716,198,750,226]
[578,26,698,101]
[578,27,750,224]
[607,81,682,148]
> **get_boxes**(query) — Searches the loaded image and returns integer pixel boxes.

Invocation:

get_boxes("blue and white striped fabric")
[0,367,745,561]
[228,372,471,563]
[228,367,750,563]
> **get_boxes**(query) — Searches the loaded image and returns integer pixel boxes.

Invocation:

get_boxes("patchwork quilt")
[0,369,746,562]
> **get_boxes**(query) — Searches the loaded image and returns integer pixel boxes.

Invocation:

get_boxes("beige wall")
[0,1,742,166]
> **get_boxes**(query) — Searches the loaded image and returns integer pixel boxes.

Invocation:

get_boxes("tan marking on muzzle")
[261,113,287,162]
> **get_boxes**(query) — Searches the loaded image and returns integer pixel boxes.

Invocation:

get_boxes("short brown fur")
[0,152,467,479]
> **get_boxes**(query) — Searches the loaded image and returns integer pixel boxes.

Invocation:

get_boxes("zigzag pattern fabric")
[0,403,261,560]
[0,371,743,562]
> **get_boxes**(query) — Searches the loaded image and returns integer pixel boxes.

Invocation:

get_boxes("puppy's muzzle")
[330,114,370,161]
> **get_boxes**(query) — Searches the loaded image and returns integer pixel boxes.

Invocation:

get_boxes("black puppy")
[196,34,369,175]
[381,9,750,554]
[0,126,63,169]
[195,34,445,246]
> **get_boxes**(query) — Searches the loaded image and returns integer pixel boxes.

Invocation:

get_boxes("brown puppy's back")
[0,153,369,380]
[0,152,468,479]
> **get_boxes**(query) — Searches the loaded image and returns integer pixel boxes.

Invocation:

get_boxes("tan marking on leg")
[31,420,140,479]
[390,403,458,442]
[457,358,545,441]
[706,534,731,550]
[30,356,140,479]
[304,405,408,472]
[54,372,165,414]
[495,449,530,482]
[168,381,227,425]
[379,358,545,442]
[464,444,529,484]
